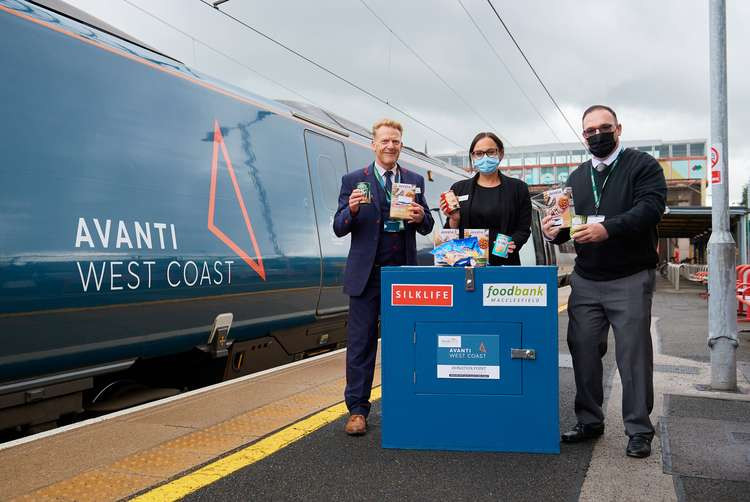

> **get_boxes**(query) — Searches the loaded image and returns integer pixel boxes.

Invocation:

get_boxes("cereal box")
[389,182,416,220]
[462,228,489,266]
[433,229,460,265]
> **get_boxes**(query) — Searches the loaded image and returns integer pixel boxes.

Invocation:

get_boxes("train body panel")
[0,1,569,431]
[0,0,463,389]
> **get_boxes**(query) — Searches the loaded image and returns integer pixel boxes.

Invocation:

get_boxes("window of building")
[689,143,705,157]
[671,143,687,157]
[539,153,552,165]
[508,153,523,166]
[689,160,705,178]
[540,167,555,184]
[554,152,568,164]
[523,153,538,166]
[636,145,653,154]
[556,166,569,183]
[654,145,669,158]
[570,150,585,163]
[671,160,689,179]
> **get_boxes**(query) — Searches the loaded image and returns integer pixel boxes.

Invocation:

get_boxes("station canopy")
[658,206,748,239]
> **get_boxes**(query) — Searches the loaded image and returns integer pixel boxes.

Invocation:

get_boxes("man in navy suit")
[334,119,434,435]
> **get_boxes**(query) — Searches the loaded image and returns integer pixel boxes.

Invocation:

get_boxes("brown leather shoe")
[345,414,367,436]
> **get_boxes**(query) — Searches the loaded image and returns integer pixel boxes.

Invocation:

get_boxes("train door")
[303,130,350,315]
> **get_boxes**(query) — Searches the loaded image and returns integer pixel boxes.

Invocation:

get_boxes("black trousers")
[567,269,656,438]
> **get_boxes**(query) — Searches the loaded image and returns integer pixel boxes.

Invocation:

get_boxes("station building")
[435,138,707,204]
[434,139,750,265]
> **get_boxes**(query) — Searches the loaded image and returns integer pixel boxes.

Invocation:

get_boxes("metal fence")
[666,263,709,290]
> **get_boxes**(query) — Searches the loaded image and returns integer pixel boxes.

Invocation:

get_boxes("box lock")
[511,348,536,360]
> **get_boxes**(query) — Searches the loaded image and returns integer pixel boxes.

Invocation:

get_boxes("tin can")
[356,181,371,204]
[440,190,459,213]
[491,233,511,258]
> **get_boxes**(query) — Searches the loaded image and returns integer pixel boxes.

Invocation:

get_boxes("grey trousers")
[567,268,656,438]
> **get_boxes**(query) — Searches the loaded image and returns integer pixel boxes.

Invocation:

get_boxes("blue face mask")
[473,155,500,174]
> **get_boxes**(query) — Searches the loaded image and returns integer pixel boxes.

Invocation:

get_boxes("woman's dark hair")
[469,132,504,156]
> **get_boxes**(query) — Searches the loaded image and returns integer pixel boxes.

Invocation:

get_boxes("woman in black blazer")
[439,132,531,265]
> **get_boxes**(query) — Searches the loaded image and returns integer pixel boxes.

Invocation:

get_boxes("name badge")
[587,215,605,224]
[458,194,469,202]
[384,219,404,232]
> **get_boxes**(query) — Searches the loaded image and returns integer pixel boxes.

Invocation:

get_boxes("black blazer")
[445,173,531,265]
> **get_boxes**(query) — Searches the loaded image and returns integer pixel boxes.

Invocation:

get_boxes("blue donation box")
[380,266,559,453]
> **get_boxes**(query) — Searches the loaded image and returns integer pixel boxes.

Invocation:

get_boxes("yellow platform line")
[131,386,382,502]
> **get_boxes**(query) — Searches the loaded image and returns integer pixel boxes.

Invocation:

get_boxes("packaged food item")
[462,229,489,266]
[491,233,512,258]
[432,229,460,265]
[540,187,574,228]
[569,215,587,237]
[389,182,416,220]
[440,190,460,213]
[430,237,482,267]
[433,228,460,247]
[356,181,371,204]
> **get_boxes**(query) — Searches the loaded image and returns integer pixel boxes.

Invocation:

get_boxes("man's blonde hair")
[372,118,403,138]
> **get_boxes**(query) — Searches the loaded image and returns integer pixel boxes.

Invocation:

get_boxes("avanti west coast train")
[0,0,568,433]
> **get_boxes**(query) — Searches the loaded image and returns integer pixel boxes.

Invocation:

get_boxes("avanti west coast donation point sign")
[381,266,559,453]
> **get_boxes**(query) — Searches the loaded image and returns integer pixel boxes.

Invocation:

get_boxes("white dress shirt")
[591,143,623,171]
[375,162,399,179]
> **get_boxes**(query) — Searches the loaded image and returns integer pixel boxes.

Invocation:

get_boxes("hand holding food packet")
[389,182,417,220]
[532,185,575,228]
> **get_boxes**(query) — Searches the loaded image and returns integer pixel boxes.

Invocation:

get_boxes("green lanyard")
[374,167,400,203]
[589,151,622,212]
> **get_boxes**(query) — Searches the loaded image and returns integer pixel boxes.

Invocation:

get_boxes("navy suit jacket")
[333,162,434,297]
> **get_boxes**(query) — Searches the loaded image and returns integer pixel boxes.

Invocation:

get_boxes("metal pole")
[708,0,737,390]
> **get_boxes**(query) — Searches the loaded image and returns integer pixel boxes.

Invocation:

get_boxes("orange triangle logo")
[207,120,266,281]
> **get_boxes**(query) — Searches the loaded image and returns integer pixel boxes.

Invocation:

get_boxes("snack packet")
[462,229,489,266]
[569,215,587,237]
[432,229,460,266]
[491,233,512,258]
[389,182,416,220]
[534,186,574,228]
[430,237,482,267]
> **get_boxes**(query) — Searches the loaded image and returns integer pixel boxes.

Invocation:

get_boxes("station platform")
[1,277,748,501]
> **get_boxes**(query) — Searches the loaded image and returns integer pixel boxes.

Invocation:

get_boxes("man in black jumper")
[542,105,667,458]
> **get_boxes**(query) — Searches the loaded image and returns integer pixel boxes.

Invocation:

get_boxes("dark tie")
[384,170,393,195]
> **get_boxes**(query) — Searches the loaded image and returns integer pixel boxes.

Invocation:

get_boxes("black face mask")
[586,131,617,158]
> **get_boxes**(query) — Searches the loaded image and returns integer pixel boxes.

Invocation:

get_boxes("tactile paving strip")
[12,376,349,501]
[16,468,159,502]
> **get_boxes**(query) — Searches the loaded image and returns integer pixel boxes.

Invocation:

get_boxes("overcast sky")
[64,0,749,203]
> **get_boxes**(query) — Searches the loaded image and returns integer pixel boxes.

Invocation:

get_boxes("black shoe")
[626,435,652,458]
[561,423,605,443]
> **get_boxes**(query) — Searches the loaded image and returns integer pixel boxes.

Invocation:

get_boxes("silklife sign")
[437,334,500,379]
[391,284,453,307]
